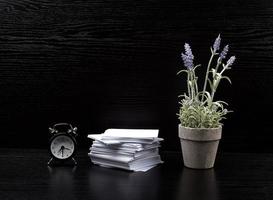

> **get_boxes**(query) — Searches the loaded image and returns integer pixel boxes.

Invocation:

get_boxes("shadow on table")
[175,167,219,200]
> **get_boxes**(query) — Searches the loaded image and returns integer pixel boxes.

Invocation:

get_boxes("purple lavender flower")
[181,53,193,70]
[227,56,236,66]
[219,45,229,62]
[213,34,221,53]
[181,43,194,70]
[184,43,194,60]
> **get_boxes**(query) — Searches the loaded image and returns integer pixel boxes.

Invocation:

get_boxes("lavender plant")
[177,35,236,128]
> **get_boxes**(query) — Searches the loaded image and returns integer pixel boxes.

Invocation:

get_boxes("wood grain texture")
[0,0,272,152]
[1,149,273,200]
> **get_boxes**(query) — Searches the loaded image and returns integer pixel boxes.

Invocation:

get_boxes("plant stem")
[191,71,195,99]
[211,64,228,101]
[188,71,193,99]
[194,77,199,97]
[220,66,227,75]
[211,91,215,102]
[187,72,191,99]
[193,70,198,99]
[211,81,217,101]
[211,62,221,101]
[215,61,221,76]
[201,51,215,102]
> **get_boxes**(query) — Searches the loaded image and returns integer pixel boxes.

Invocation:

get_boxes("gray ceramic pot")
[178,124,222,169]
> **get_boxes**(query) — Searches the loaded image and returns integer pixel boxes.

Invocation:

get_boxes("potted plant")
[177,35,236,169]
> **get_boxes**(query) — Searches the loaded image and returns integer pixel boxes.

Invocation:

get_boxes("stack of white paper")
[88,129,163,172]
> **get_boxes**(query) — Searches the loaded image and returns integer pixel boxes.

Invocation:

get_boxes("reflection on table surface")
[47,166,77,200]
[47,163,218,200]
[3,149,271,200]
[176,168,219,200]
[87,165,161,200]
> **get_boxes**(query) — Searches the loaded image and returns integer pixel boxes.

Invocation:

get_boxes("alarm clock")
[48,123,78,166]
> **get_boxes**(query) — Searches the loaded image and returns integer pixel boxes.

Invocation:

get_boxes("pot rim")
[179,124,222,131]
[179,124,222,141]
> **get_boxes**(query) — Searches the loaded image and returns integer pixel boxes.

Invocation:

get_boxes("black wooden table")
[0,149,272,200]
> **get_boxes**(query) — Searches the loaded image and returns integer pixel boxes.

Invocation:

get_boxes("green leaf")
[210,47,213,54]
[208,79,214,91]
[222,76,232,84]
[211,69,216,77]
[216,100,228,105]
[212,102,223,110]
[177,69,189,75]
[193,64,201,70]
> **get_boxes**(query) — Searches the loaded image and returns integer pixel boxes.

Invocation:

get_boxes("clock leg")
[47,157,53,165]
[72,157,77,165]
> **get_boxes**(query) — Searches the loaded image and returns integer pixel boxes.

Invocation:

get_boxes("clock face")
[50,135,75,160]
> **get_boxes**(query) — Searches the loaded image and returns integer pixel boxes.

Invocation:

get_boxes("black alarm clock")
[48,123,78,166]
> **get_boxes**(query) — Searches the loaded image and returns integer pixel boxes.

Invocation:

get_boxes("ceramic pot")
[178,124,222,169]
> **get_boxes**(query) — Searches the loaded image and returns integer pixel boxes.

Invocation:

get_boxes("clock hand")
[58,146,65,157]
[63,147,71,151]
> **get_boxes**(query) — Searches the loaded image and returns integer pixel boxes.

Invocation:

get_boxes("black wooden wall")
[0,0,272,152]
